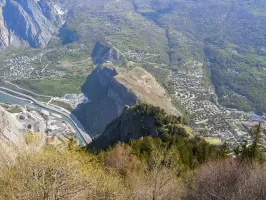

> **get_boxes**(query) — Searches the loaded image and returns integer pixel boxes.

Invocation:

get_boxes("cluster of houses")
[172,61,266,148]
[0,53,66,80]
[54,93,90,109]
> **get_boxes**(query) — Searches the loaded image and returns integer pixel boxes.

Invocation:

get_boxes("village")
[0,53,66,80]
[172,61,266,148]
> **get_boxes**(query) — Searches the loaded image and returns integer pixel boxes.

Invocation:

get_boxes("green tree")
[239,123,265,164]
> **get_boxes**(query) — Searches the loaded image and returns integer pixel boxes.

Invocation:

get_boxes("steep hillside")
[0,0,64,48]
[90,103,189,150]
[0,120,264,200]
[73,67,180,136]
[59,0,169,65]
[115,67,180,116]
[132,0,266,113]
[0,105,26,162]
[0,105,24,145]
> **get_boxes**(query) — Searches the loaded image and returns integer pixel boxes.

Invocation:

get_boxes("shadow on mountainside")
[72,67,137,138]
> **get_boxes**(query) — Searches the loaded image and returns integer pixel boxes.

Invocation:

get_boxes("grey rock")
[0,0,64,48]
[73,67,137,136]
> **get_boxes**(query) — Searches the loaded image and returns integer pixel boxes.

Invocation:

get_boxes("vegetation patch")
[8,107,21,114]
[13,76,87,97]
[204,137,222,145]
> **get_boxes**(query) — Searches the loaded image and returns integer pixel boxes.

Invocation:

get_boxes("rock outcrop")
[0,105,26,162]
[73,66,181,137]
[0,106,24,145]
[73,67,138,137]
[0,105,47,163]
[115,67,180,116]
[0,3,8,48]
[91,41,124,66]
[0,0,65,48]
[90,103,188,150]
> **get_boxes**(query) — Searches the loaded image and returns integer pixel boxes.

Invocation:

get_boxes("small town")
[0,53,66,80]
[172,61,266,148]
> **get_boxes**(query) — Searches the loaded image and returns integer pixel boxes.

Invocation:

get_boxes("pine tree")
[239,123,265,164]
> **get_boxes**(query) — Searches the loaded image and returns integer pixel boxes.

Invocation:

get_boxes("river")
[0,91,30,105]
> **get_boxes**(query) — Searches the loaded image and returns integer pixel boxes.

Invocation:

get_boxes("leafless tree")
[0,148,128,200]
[130,147,185,200]
[184,159,266,200]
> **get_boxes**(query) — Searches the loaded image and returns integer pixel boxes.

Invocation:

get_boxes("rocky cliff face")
[0,105,46,162]
[0,106,26,162]
[0,0,65,48]
[73,67,138,136]
[73,66,181,137]
[0,106,24,145]
[91,41,124,66]
[0,3,8,47]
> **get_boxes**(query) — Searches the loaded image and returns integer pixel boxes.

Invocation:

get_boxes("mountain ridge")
[0,0,65,48]
[74,66,181,137]
[90,103,188,150]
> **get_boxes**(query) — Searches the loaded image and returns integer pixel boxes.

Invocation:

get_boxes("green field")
[204,137,222,145]
[8,107,21,114]
[13,76,88,97]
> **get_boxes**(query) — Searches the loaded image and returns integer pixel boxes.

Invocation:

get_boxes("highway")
[0,86,92,146]
[5,80,53,102]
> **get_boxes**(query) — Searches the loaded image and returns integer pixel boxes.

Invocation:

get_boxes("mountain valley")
[0,0,265,148]
[1,1,266,199]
